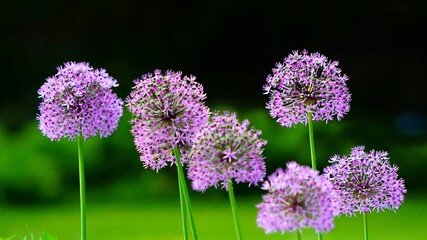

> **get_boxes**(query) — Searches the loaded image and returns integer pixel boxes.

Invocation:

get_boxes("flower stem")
[176,156,188,240]
[307,113,323,240]
[296,230,302,240]
[363,213,369,240]
[174,146,198,240]
[307,112,317,170]
[227,180,243,240]
[77,136,86,240]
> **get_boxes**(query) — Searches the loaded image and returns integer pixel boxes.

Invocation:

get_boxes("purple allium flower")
[126,70,210,171]
[257,162,338,234]
[263,50,351,127]
[323,146,406,215]
[37,62,124,141]
[187,111,267,191]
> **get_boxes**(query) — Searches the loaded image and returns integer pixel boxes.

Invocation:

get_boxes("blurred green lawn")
[1,194,425,240]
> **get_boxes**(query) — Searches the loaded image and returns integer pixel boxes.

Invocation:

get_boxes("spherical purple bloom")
[126,70,210,171]
[187,112,266,191]
[263,50,351,127]
[257,162,338,234]
[37,62,124,141]
[324,146,406,215]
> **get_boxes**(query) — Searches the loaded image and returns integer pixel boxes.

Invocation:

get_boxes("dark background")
[2,0,427,128]
[1,0,426,204]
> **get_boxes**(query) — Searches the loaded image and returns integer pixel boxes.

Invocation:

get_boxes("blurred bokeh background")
[0,0,426,238]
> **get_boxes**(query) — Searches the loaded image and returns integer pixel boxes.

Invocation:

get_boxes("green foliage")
[21,232,57,240]
[240,108,427,190]
[0,112,140,203]
[0,107,426,204]
[0,235,16,240]
[0,232,56,240]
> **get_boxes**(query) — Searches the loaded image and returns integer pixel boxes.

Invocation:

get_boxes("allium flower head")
[126,70,209,171]
[257,162,338,234]
[324,146,406,215]
[263,50,351,127]
[37,62,124,140]
[187,111,266,191]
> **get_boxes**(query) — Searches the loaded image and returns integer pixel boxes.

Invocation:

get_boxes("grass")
[0,194,425,240]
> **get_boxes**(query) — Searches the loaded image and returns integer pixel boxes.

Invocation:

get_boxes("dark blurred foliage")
[0,0,426,204]
[1,107,426,205]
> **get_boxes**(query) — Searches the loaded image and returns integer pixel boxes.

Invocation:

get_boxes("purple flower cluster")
[257,162,338,234]
[126,70,210,171]
[263,50,351,127]
[324,146,406,215]
[187,112,266,191]
[37,62,123,140]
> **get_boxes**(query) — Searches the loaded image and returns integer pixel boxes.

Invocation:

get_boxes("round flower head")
[126,70,209,171]
[324,146,406,215]
[257,162,338,234]
[187,111,267,191]
[37,62,124,141]
[263,50,351,127]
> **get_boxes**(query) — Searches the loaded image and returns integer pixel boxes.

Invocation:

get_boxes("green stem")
[307,112,317,171]
[227,180,243,240]
[296,230,301,240]
[176,155,188,240]
[77,136,86,240]
[307,113,323,240]
[174,146,198,240]
[364,213,369,240]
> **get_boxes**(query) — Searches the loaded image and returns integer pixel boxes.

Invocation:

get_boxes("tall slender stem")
[307,113,323,240]
[174,146,198,240]
[176,157,188,240]
[363,213,369,240]
[296,230,302,240]
[227,180,243,240]
[77,136,86,240]
[180,176,197,240]
[307,112,317,170]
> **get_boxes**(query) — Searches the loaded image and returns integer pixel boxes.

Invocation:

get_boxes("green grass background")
[1,194,425,240]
